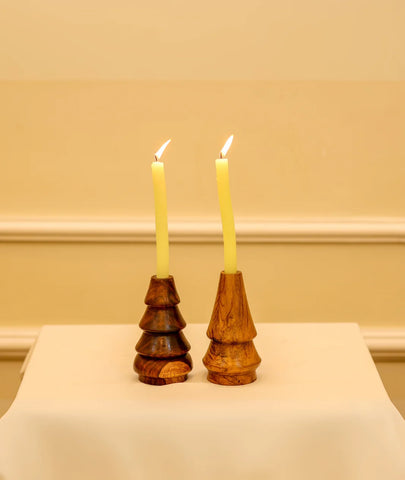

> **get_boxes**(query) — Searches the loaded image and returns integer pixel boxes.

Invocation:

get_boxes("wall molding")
[0,218,405,243]
[0,328,39,360]
[0,327,404,361]
[362,328,405,361]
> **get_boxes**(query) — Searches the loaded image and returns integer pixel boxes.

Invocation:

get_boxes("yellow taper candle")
[216,135,237,274]
[152,139,171,278]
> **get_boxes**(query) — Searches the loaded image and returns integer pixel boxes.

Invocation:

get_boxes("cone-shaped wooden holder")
[134,275,192,385]
[203,271,261,385]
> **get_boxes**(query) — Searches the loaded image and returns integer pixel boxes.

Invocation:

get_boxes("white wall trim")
[362,328,405,361]
[0,327,404,361]
[0,218,405,243]
[0,328,40,360]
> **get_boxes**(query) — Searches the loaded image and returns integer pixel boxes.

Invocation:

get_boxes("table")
[1,323,404,480]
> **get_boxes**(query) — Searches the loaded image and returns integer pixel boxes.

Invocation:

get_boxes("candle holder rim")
[151,274,174,280]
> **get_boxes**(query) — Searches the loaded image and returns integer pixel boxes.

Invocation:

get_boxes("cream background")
[0,0,405,416]
[1,0,404,81]
[0,0,404,326]
[0,80,404,328]
[0,81,404,218]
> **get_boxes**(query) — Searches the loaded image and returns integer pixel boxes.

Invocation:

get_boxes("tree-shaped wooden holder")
[203,271,261,386]
[134,275,192,385]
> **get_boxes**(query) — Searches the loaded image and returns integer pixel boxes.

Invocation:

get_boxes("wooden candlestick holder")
[203,271,261,386]
[134,275,192,385]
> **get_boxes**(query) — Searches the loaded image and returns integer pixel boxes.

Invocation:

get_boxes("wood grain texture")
[136,331,190,358]
[207,271,257,343]
[203,271,261,386]
[144,276,180,306]
[139,306,186,332]
[134,275,192,385]
[134,354,192,386]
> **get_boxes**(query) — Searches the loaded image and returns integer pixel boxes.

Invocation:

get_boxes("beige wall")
[376,362,405,418]
[0,361,22,417]
[1,0,404,81]
[0,80,404,328]
[0,1,404,329]
[0,242,403,327]
[0,81,404,218]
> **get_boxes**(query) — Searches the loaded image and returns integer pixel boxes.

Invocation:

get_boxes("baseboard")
[0,218,404,243]
[0,328,40,360]
[0,327,404,361]
[362,328,405,361]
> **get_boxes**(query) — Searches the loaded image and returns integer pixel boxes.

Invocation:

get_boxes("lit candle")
[216,135,237,274]
[152,139,171,278]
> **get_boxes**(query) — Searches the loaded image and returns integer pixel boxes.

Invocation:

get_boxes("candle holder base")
[138,375,187,386]
[134,276,192,385]
[203,271,261,386]
[207,371,257,386]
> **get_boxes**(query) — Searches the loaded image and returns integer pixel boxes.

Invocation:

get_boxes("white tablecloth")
[1,323,404,480]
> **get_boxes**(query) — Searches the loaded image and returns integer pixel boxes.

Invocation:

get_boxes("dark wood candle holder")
[134,275,192,385]
[203,271,261,386]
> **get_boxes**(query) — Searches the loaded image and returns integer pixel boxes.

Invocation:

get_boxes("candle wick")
[219,152,223,159]
[154,155,159,162]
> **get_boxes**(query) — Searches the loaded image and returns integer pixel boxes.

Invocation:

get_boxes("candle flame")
[220,135,234,158]
[155,139,171,161]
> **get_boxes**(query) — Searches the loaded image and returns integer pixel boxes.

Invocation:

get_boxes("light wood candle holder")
[134,275,192,385]
[203,271,261,386]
